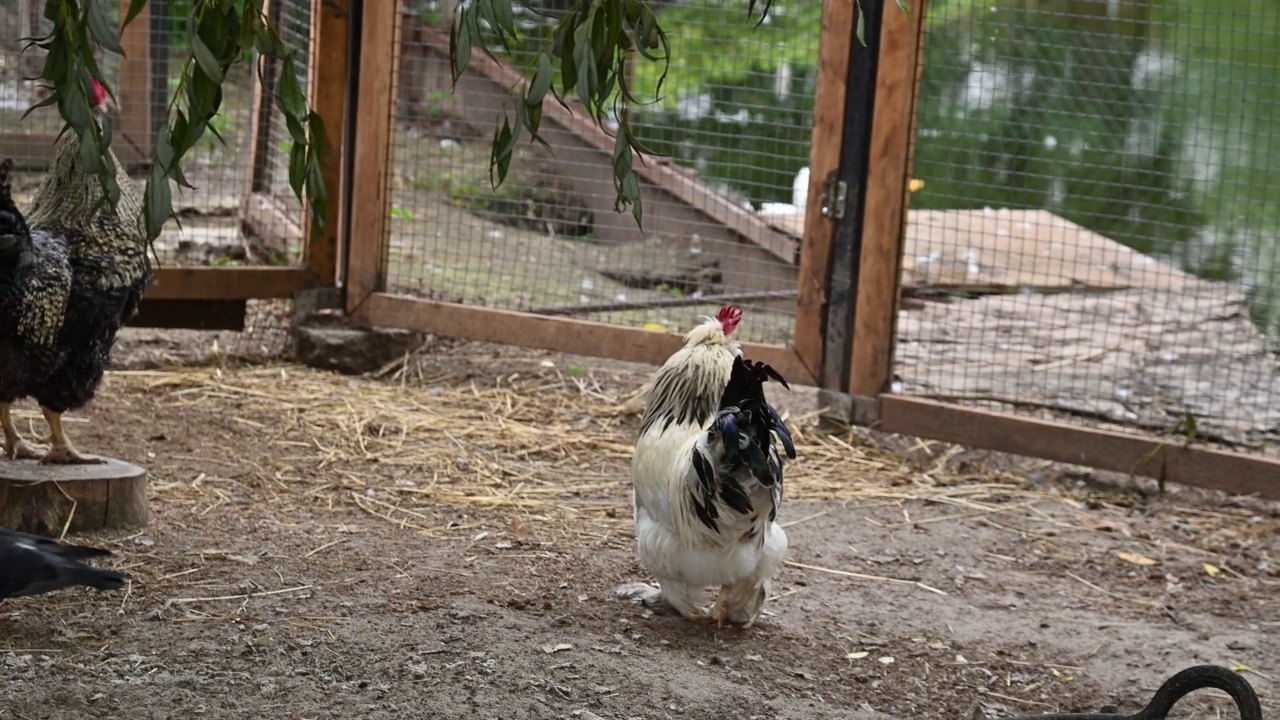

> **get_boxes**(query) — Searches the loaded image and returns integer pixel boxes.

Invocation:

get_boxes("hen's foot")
[39,446,105,465]
[5,438,43,460]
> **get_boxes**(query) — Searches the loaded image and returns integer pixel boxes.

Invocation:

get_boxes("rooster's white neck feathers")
[639,316,742,435]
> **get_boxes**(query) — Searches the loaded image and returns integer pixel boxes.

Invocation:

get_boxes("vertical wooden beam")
[304,0,351,287]
[345,0,399,312]
[245,0,287,194]
[820,0,884,392]
[847,0,926,397]
[118,0,153,165]
[793,0,855,388]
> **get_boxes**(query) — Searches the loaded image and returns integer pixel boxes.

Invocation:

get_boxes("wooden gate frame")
[343,0,828,387]
[816,0,1280,499]
[131,0,348,328]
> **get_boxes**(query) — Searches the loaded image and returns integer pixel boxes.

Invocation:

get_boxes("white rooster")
[616,306,796,627]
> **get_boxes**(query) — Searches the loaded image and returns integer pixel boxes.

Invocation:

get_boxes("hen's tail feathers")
[691,357,796,531]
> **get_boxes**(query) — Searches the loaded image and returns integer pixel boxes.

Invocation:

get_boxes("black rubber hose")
[1003,665,1262,720]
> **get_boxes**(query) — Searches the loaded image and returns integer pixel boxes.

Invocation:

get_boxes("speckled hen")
[0,78,150,464]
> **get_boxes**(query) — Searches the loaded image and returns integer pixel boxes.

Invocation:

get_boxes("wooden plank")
[769,206,1218,294]
[345,0,400,312]
[793,0,856,387]
[131,299,247,330]
[421,27,798,266]
[356,293,819,387]
[0,134,146,168]
[879,396,1280,500]
[303,0,351,286]
[117,0,153,165]
[148,267,317,300]
[848,0,925,397]
[901,209,1209,293]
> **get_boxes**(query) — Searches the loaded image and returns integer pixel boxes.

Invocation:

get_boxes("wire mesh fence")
[0,0,316,360]
[387,0,820,346]
[903,0,1279,456]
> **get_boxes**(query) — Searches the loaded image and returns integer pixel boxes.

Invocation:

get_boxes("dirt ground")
[1,332,1276,720]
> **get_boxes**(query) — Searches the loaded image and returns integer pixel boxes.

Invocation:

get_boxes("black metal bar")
[821,0,886,391]
[339,0,363,289]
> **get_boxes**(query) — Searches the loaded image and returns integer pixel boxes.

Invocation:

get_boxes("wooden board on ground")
[0,457,149,535]
[764,207,1210,293]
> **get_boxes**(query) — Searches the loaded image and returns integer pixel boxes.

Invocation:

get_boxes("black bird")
[0,527,126,600]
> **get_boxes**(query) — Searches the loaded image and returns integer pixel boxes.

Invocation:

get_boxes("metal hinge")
[820,176,847,220]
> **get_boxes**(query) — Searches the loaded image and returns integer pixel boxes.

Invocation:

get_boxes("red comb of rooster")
[89,78,107,108]
[716,306,742,335]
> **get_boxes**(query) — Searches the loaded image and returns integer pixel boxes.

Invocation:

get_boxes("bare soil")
[0,334,1275,720]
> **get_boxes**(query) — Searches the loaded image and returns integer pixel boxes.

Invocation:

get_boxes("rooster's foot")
[613,582,667,610]
[5,439,43,460]
[612,582,697,618]
[39,446,105,465]
[710,596,763,628]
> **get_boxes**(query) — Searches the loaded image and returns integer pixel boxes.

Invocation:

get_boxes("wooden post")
[345,0,400,312]
[817,0,885,393]
[793,0,855,388]
[117,0,153,166]
[245,0,288,195]
[847,0,926,397]
[304,0,352,287]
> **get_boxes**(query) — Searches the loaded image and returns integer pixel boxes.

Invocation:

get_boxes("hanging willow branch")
[450,0,908,228]
[25,0,327,245]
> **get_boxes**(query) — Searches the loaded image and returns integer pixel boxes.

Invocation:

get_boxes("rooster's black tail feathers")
[690,357,796,531]
[716,356,796,477]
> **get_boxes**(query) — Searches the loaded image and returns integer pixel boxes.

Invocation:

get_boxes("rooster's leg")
[1,402,43,460]
[37,407,104,465]
[711,580,770,628]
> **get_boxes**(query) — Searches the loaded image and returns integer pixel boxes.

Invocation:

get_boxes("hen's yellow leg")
[1,403,43,460]
[38,407,103,465]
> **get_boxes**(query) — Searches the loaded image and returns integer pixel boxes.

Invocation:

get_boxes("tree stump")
[0,458,148,535]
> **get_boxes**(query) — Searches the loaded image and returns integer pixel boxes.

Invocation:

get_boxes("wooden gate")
[340,0,874,389]
[334,0,1277,500]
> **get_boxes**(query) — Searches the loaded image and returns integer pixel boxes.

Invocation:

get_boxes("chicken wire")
[900,0,1280,456]
[0,0,316,359]
[387,1,819,346]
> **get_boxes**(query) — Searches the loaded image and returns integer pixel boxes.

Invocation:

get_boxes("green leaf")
[276,61,307,120]
[144,165,173,243]
[191,35,226,84]
[491,0,516,44]
[86,1,124,55]
[526,52,553,107]
[123,0,150,28]
[855,0,867,46]
[449,10,472,83]
[490,115,515,187]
